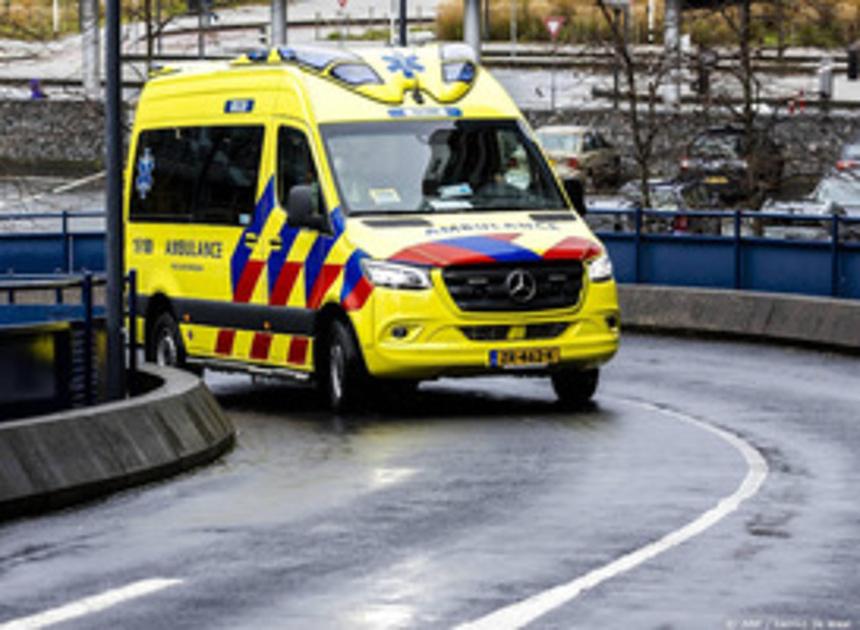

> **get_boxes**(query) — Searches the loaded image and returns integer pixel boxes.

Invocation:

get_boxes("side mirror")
[286,184,329,232]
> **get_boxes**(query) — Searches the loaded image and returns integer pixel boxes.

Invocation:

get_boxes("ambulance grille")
[442,262,584,312]
[460,323,570,341]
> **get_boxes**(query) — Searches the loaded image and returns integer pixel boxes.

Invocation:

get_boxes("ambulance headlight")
[361,260,432,290]
[588,253,614,283]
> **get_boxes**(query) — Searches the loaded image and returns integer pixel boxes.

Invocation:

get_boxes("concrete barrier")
[0,365,234,520]
[619,285,860,352]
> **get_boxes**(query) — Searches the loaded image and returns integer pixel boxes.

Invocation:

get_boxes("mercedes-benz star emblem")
[506,269,538,304]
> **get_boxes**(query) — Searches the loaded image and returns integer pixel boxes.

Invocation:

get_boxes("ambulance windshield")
[321,119,566,215]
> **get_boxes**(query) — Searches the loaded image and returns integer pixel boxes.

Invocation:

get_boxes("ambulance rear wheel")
[149,312,191,371]
[551,368,599,408]
[324,319,369,414]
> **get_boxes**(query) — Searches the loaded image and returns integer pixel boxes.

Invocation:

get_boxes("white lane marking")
[0,171,105,210]
[455,399,769,630]
[49,172,106,195]
[0,578,183,630]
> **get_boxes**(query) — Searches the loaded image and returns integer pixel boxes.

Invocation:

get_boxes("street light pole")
[510,0,517,58]
[81,0,100,97]
[664,0,682,106]
[647,0,655,44]
[464,0,481,60]
[399,0,407,47]
[105,0,125,400]
[271,0,286,46]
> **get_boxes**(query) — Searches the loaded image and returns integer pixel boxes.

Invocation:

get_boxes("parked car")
[600,179,720,234]
[836,136,860,172]
[535,125,622,193]
[761,171,860,239]
[679,126,784,203]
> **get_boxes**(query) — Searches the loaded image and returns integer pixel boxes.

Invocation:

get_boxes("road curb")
[619,285,860,352]
[0,365,235,520]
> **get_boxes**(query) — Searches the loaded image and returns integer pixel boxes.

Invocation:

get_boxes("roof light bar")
[277,46,357,71]
[442,61,476,84]
[330,63,383,86]
[245,49,269,63]
[440,43,477,63]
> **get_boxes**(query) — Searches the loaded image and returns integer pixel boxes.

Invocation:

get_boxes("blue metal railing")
[0,211,105,275]
[588,207,860,300]
[0,270,140,419]
[0,274,105,416]
[3,208,860,300]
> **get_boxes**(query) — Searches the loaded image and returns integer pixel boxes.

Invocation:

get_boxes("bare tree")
[707,1,757,138]
[594,1,674,209]
[698,0,791,210]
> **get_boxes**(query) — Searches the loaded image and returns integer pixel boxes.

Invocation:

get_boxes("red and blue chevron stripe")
[230,179,276,295]
[340,250,372,312]
[217,179,277,355]
[237,198,372,365]
[389,233,601,267]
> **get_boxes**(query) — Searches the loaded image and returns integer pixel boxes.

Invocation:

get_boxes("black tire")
[551,368,599,408]
[148,312,192,371]
[323,319,371,413]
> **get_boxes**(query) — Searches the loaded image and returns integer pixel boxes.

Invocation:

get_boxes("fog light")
[392,326,409,339]
[606,315,620,330]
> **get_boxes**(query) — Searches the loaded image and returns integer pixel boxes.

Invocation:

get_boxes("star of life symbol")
[382,53,425,79]
[136,147,155,201]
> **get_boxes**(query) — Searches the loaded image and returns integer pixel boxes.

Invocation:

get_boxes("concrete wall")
[1,97,856,183]
[0,100,107,174]
[0,365,235,519]
[619,284,860,352]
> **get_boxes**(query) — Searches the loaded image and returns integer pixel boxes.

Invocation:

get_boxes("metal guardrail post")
[634,206,643,283]
[733,210,742,290]
[60,210,72,273]
[82,272,94,405]
[61,211,70,273]
[128,270,138,393]
[831,214,840,297]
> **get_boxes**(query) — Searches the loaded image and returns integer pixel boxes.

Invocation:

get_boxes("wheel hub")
[329,344,345,404]
[156,330,178,367]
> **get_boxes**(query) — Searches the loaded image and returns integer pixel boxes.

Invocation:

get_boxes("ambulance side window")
[277,127,323,216]
[131,128,195,222]
[195,126,264,225]
[130,125,263,225]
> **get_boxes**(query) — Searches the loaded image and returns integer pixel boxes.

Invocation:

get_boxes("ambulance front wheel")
[324,319,370,414]
[551,367,599,408]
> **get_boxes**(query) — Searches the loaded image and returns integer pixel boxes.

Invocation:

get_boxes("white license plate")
[489,347,560,368]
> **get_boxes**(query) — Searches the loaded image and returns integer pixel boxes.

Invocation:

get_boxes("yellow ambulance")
[125,44,620,411]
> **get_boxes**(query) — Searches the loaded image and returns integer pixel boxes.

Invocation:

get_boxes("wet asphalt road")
[0,333,859,630]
